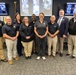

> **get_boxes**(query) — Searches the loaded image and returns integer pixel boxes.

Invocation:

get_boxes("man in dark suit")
[57,9,69,57]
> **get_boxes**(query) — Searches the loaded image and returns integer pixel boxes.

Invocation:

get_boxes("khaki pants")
[48,36,57,56]
[68,35,76,57]
[57,35,64,53]
[21,41,33,57]
[5,39,18,60]
[0,37,5,60]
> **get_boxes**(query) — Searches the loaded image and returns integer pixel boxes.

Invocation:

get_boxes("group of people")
[0,9,76,65]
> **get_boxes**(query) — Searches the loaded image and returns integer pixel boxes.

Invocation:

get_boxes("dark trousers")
[37,37,46,56]
[32,36,38,54]
[17,37,23,56]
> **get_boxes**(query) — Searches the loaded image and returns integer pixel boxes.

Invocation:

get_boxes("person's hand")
[41,35,46,38]
[26,36,30,39]
[11,37,17,41]
[40,36,44,39]
[38,35,42,38]
[50,34,55,38]
[39,35,46,39]
[37,35,43,39]
[63,35,67,38]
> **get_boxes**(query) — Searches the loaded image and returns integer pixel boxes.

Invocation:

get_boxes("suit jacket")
[57,17,69,37]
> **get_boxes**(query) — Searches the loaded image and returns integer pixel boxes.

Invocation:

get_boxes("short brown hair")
[39,12,45,16]
[14,12,22,22]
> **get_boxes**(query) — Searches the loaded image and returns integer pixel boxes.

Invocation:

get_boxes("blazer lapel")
[60,17,65,24]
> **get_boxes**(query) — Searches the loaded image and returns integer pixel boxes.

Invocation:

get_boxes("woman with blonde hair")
[19,17,34,59]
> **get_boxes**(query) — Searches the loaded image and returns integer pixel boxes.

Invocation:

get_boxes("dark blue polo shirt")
[48,22,59,34]
[13,21,22,30]
[2,24,18,37]
[13,21,22,38]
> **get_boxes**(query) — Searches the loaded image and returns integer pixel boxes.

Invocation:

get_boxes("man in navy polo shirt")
[48,15,59,58]
[2,16,19,65]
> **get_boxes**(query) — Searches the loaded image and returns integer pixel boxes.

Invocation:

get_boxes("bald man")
[48,15,59,58]
[2,16,19,65]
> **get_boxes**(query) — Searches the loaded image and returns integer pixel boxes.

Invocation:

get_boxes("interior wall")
[0,0,76,21]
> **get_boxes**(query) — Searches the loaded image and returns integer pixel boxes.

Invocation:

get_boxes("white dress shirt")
[57,17,63,27]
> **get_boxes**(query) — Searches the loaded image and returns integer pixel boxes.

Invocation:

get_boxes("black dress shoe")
[19,54,23,57]
[66,54,70,56]
[71,56,75,59]
[59,53,63,57]
[53,56,56,59]
[25,57,29,60]
[56,52,59,55]
[48,55,51,58]
[28,56,31,59]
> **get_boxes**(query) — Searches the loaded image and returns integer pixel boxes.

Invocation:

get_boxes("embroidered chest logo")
[43,22,45,25]
[54,26,56,28]
[13,25,16,28]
